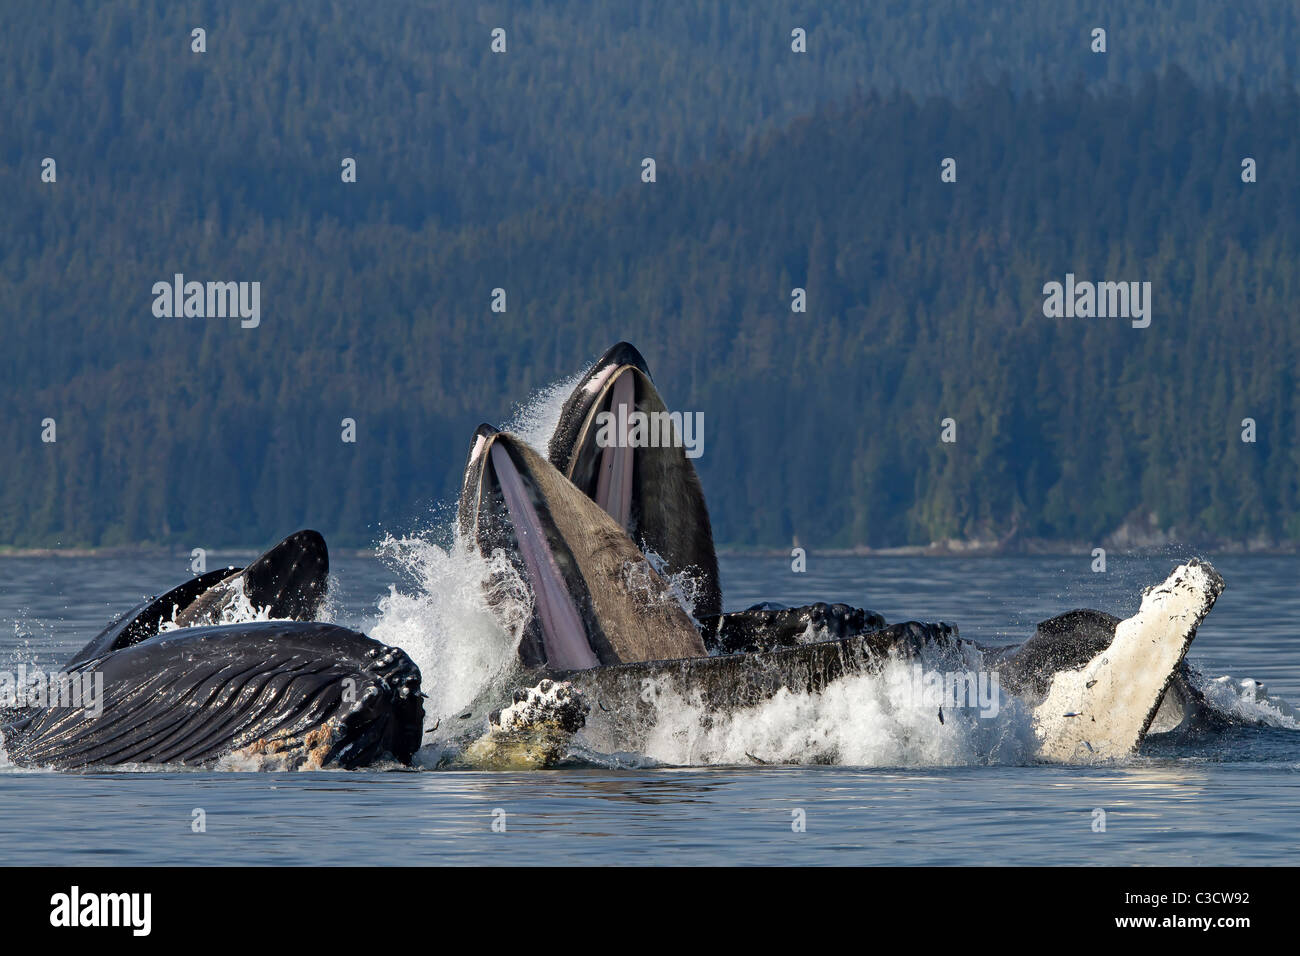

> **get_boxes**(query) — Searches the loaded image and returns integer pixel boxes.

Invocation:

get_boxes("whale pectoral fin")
[65,565,242,667]
[1033,560,1225,762]
[174,529,330,627]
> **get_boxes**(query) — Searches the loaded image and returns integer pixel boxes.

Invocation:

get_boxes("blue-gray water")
[2,552,1297,865]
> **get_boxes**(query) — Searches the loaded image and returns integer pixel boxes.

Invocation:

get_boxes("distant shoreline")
[1,539,1295,559]
[0,547,382,560]
[727,536,1300,557]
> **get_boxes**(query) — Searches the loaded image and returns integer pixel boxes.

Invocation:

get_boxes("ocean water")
[1,550,1297,866]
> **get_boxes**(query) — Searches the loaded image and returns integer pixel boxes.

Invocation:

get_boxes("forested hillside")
[3,2,1300,548]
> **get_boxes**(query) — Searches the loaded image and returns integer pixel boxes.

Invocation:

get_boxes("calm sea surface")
[2,552,1297,865]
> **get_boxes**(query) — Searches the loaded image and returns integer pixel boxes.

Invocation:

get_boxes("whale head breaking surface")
[458,425,707,671]
[546,341,722,621]
[2,531,424,770]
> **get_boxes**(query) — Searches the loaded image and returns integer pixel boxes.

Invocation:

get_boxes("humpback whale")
[573,561,1222,762]
[436,343,1230,769]
[441,558,1223,767]
[1,531,423,769]
[446,560,1223,766]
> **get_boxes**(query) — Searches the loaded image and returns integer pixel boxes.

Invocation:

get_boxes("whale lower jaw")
[1033,560,1225,762]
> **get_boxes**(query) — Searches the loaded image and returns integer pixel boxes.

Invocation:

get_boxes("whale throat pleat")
[490,443,598,670]
[593,370,636,530]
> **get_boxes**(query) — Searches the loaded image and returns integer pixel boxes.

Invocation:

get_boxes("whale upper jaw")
[547,341,652,471]
[1033,559,1225,762]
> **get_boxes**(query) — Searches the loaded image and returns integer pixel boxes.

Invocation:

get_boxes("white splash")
[1194,672,1300,729]
[625,649,1037,767]
[155,584,278,632]
[502,370,587,453]
[372,533,528,731]
[641,546,705,624]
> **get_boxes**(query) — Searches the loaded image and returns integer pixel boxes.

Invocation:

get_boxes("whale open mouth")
[557,360,647,531]
[458,426,707,670]
[64,529,331,668]
[460,427,605,670]
[546,342,723,620]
